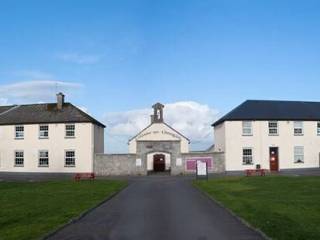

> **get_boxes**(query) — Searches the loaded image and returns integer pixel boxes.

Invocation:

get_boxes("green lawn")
[194,176,320,240]
[0,180,127,240]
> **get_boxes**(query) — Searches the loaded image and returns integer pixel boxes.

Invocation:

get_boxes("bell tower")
[151,102,164,123]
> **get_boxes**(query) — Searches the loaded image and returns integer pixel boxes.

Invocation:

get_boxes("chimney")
[56,92,65,110]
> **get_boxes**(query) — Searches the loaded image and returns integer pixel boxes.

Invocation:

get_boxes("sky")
[0,0,320,152]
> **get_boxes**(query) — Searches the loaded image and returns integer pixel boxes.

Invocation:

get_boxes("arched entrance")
[153,154,165,172]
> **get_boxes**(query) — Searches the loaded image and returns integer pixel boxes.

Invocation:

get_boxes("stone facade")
[94,141,225,176]
[136,140,181,174]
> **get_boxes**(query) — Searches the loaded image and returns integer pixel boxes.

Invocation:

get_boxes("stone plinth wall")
[94,154,146,176]
[94,151,225,176]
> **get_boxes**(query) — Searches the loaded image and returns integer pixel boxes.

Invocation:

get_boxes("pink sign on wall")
[186,157,213,171]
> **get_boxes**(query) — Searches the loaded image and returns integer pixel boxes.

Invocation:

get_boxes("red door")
[153,154,165,172]
[269,147,279,171]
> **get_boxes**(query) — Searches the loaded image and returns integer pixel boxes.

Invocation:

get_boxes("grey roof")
[0,106,14,114]
[212,100,320,127]
[0,103,106,127]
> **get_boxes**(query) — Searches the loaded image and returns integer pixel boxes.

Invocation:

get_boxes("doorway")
[269,147,279,171]
[153,154,165,172]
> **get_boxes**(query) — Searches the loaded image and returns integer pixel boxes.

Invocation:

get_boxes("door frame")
[269,147,279,171]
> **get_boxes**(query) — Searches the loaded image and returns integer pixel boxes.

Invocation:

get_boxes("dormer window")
[242,121,252,136]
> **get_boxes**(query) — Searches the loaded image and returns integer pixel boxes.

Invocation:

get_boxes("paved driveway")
[47,176,264,240]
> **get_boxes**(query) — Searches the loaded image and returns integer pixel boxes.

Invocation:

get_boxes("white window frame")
[38,150,49,167]
[294,146,304,163]
[317,122,320,136]
[242,148,253,165]
[268,121,278,135]
[15,125,24,139]
[14,150,24,167]
[65,124,75,138]
[65,150,75,167]
[39,125,49,139]
[294,121,303,136]
[242,121,253,136]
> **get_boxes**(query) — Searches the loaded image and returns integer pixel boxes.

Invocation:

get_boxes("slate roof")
[212,100,320,127]
[0,106,14,114]
[0,103,106,127]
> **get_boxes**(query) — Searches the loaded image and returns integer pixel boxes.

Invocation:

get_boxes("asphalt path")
[47,176,265,240]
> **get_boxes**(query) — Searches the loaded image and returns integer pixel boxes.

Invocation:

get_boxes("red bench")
[245,169,266,177]
[74,173,95,181]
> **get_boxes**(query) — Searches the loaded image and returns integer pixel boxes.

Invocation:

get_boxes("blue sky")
[0,0,320,152]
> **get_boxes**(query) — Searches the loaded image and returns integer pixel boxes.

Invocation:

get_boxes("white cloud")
[0,80,83,104]
[56,53,101,64]
[104,101,219,153]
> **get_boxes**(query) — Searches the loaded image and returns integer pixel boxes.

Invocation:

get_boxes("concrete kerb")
[192,182,271,240]
[42,182,129,240]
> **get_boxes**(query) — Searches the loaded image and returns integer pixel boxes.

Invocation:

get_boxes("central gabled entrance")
[146,152,171,174]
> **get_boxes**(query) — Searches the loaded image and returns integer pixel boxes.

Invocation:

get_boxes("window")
[39,125,49,139]
[39,150,49,167]
[242,148,253,165]
[15,151,24,166]
[15,125,24,139]
[268,121,278,135]
[294,121,303,135]
[65,124,75,138]
[294,146,304,163]
[65,150,75,167]
[317,122,320,135]
[242,121,252,136]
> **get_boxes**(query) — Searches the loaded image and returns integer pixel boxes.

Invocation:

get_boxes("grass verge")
[194,176,320,240]
[0,180,127,240]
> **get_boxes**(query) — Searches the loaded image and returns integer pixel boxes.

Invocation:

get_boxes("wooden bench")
[74,173,95,181]
[245,169,266,177]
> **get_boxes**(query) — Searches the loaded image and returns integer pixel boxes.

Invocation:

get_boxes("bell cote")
[151,102,164,123]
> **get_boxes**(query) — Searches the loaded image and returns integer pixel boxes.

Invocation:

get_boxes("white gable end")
[129,123,189,154]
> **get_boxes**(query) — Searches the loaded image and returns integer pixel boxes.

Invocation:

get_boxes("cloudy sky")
[1,1,320,152]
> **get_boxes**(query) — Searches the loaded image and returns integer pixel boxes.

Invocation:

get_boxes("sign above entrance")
[136,130,181,140]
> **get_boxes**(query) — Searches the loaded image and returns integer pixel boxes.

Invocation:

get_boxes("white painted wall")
[215,121,320,171]
[213,123,225,152]
[0,123,104,173]
[129,123,189,153]
[146,152,171,171]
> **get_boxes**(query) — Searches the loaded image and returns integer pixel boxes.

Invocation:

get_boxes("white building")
[128,103,190,172]
[0,93,105,173]
[213,100,320,171]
